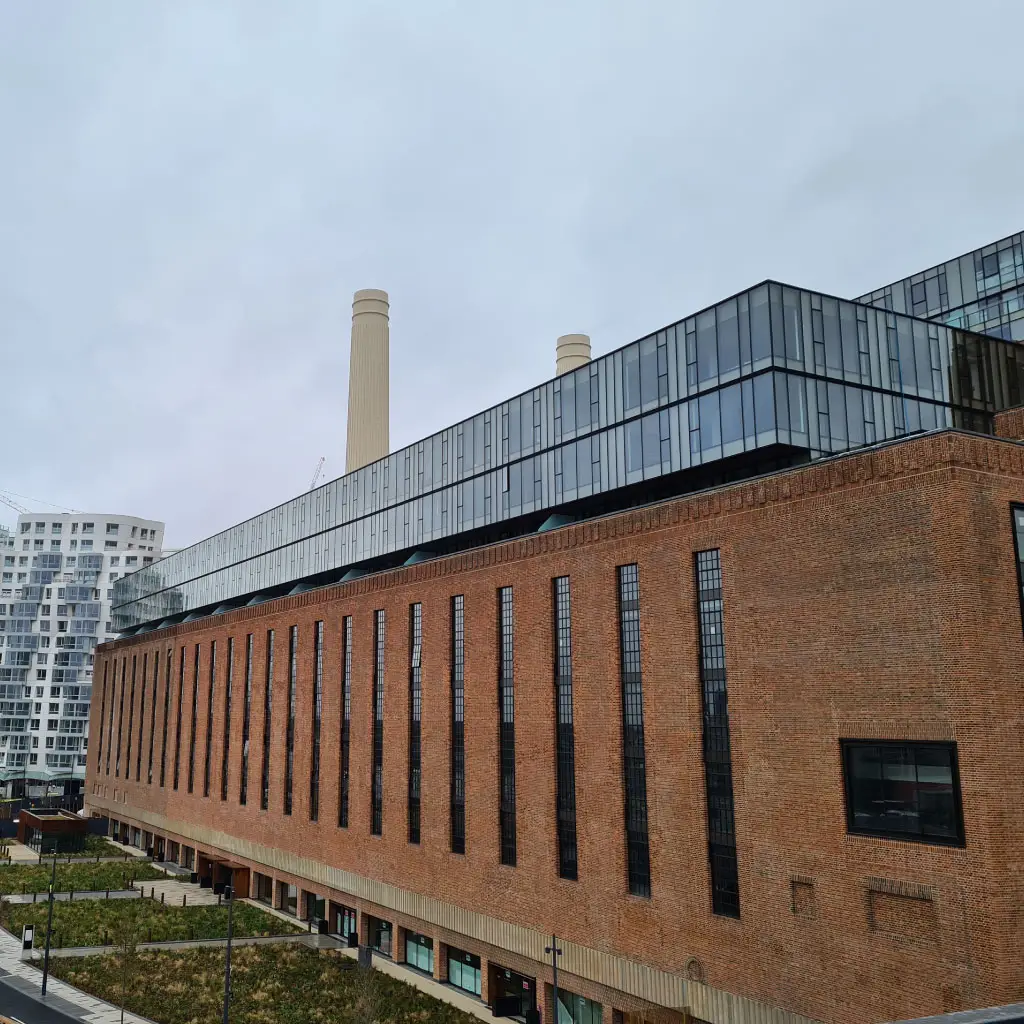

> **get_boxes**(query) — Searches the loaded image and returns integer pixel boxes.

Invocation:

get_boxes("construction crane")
[309,457,326,491]
[0,492,29,516]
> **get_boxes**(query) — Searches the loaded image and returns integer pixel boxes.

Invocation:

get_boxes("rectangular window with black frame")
[284,625,298,816]
[451,595,466,854]
[108,656,123,776]
[160,647,173,788]
[617,564,652,898]
[409,603,423,844]
[172,646,185,790]
[96,660,108,773]
[203,641,217,797]
[339,616,352,828]
[695,549,739,918]
[187,644,200,794]
[239,634,253,805]
[1013,504,1024,635]
[261,629,275,810]
[841,740,965,845]
[135,652,147,781]
[146,650,159,785]
[310,621,323,821]
[553,576,579,880]
[371,609,385,836]
[121,655,136,777]
[221,638,234,801]
[498,586,516,867]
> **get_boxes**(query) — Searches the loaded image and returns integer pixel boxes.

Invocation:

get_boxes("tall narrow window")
[239,635,253,806]
[172,647,185,790]
[115,657,129,777]
[284,626,297,816]
[339,616,352,828]
[160,647,172,787]
[147,650,159,785]
[450,595,466,854]
[107,657,122,775]
[695,549,740,918]
[553,576,578,880]
[618,564,652,898]
[203,641,216,798]
[498,586,516,866]
[221,638,234,801]
[136,652,148,782]
[310,622,323,821]
[370,610,385,836]
[187,644,200,794]
[408,603,422,844]
[1013,504,1024,635]
[261,630,274,811]
[124,655,137,779]
[96,661,108,773]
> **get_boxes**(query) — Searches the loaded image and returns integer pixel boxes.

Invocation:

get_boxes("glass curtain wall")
[114,283,1024,630]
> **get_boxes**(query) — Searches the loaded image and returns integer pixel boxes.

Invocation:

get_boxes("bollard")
[70,890,74,902]
[218,893,222,907]
[32,892,37,904]
[161,891,165,905]
[148,927,152,943]
[106,889,109,899]
[139,888,144,899]
[183,894,187,907]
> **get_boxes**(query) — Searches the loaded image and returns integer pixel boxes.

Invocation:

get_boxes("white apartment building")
[0,513,164,803]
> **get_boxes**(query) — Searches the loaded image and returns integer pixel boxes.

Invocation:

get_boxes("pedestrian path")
[45,930,334,957]
[0,920,153,1024]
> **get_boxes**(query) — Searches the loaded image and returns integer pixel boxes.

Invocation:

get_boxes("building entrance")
[490,965,536,1020]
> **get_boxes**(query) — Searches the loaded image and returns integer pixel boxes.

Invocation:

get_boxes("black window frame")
[408,603,422,844]
[146,649,159,785]
[310,621,324,821]
[284,625,298,816]
[553,575,579,881]
[370,609,385,836]
[135,652,147,782]
[202,641,216,798]
[187,644,200,794]
[239,634,253,805]
[1012,503,1024,638]
[497,585,516,867]
[339,616,352,828]
[450,594,466,854]
[220,637,234,801]
[260,630,274,811]
[840,739,966,847]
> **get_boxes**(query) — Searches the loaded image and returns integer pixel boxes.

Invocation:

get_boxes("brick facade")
[994,404,1024,440]
[87,431,1024,1024]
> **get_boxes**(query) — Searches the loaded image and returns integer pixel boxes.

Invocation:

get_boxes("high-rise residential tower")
[0,513,164,805]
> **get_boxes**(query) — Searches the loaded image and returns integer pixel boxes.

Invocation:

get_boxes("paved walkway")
[0,921,153,1024]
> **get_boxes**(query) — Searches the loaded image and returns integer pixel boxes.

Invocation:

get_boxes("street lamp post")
[222,884,235,1024]
[545,935,562,1024]
[40,851,58,996]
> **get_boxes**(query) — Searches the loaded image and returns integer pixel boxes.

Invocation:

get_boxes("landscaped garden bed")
[5,897,303,947]
[0,860,165,894]
[49,944,482,1024]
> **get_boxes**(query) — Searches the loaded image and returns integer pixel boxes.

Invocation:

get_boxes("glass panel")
[696,310,717,383]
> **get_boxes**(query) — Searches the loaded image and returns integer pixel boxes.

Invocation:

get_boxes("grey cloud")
[2,0,1022,545]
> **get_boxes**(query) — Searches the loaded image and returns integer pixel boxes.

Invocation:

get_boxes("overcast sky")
[2,1,1022,548]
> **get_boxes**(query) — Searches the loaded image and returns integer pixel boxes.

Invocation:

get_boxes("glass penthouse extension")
[113,280,1024,632]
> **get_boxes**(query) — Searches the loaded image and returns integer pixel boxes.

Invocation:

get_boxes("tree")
[350,962,392,1024]
[114,903,143,1024]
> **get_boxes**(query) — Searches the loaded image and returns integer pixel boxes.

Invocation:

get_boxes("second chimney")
[556,334,592,376]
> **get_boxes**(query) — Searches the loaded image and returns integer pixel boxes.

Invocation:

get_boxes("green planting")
[6,897,302,948]
[0,860,165,894]
[49,944,482,1024]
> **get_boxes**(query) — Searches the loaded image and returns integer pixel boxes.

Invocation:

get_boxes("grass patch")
[49,944,482,1024]
[64,834,126,859]
[0,860,165,894]
[7,897,303,947]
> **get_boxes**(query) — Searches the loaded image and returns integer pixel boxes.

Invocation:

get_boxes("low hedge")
[7,898,302,948]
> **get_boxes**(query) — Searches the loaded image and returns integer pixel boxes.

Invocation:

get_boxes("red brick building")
[86,429,1024,1024]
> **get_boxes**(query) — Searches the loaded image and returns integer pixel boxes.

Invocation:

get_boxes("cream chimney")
[345,289,390,473]
[556,334,592,376]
